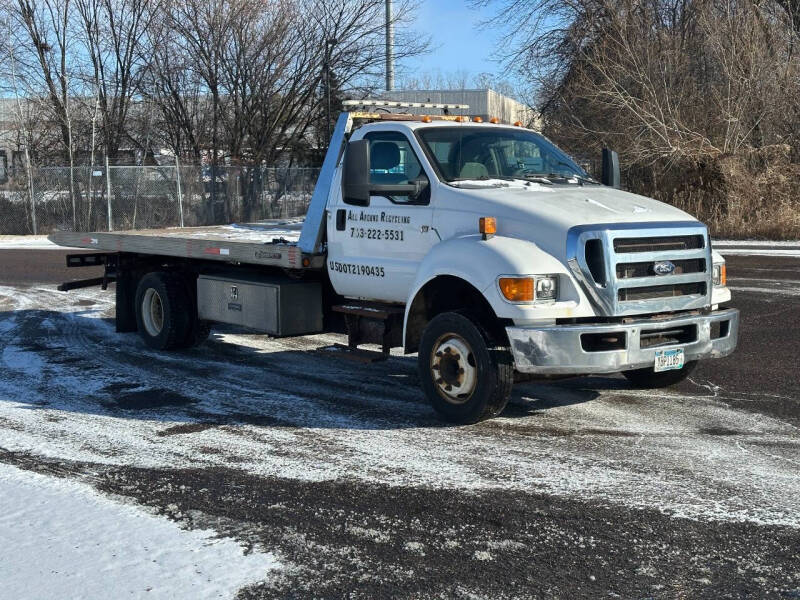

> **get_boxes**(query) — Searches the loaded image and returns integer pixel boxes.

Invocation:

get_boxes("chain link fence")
[0,165,320,235]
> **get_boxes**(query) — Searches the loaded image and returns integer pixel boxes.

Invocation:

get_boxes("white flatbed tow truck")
[52,100,739,423]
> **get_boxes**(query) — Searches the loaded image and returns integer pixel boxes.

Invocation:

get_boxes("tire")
[134,272,192,350]
[183,319,212,348]
[622,360,698,388]
[418,312,514,424]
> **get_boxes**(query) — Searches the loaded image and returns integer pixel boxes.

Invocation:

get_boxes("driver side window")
[364,131,429,204]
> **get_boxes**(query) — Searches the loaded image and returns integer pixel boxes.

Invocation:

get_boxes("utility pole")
[324,38,337,142]
[385,0,394,91]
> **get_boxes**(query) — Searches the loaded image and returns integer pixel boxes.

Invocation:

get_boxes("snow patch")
[0,236,59,250]
[0,463,281,599]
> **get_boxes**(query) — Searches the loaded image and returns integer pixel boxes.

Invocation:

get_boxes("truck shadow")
[1,308,627,431]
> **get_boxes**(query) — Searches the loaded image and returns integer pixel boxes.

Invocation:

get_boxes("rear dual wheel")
[135,272,210,350]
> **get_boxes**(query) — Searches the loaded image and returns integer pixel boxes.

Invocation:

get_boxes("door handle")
[336,209,346,231]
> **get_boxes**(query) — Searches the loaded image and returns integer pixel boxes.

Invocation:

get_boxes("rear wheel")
[418,312,513,424]
[135,272,192,350]
[622,360,698,388]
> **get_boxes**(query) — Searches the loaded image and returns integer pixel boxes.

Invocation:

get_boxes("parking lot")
[1,248,798,598]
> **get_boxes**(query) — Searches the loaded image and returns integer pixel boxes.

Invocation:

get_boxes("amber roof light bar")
[342,99,470,110]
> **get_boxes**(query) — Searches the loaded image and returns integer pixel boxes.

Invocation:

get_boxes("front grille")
[614,235,704,253]
[570,223,712,316]
[619,282,706,302]
[616,258,705,279]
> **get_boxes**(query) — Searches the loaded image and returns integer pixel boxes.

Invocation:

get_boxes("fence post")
[105,156,113,231]
[24,148,37,235]
[175,155,184,227]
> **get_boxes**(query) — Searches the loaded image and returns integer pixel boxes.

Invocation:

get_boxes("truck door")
[327,130,435,303]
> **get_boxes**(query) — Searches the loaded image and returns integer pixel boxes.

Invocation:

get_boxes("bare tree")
[74,0,158,161]
[479,0,800,163]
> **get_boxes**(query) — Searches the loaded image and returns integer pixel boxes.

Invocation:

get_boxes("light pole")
[324,37,337,142]
[385,0,394,91]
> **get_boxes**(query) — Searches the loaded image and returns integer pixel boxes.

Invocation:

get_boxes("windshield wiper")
[523,172,599,185]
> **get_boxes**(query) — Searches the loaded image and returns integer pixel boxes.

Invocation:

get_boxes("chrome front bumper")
[506,308,739,375]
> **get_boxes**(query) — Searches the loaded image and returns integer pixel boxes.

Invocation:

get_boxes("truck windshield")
[416,127,588,183]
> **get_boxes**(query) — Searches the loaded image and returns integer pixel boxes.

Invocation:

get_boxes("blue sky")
[400,0,508,85]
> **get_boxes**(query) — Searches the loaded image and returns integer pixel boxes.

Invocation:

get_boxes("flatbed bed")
[49,219,325,270]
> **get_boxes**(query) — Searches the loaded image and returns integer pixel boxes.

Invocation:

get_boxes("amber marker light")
[499,277,534,302]
[421,115,432,123]
[455,116,466,122]
[478,216,496,240]
[489,117,500,124]
[473,116,483,123]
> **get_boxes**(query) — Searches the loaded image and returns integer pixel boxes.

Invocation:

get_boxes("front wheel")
[418,312,513,424]
[622,360,697,388]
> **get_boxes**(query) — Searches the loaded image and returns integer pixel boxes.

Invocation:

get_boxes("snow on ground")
[713,239,800,256]
[1,284,799,528]
[0,462,281,600]
[0,236,59,250]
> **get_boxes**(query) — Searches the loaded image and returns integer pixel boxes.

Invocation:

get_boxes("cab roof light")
[473,116,483,123]
[343,99,470,110]
[489,117,500,124]
[513,121,523,127]
[421,115,432,123]
[479,216,496,240]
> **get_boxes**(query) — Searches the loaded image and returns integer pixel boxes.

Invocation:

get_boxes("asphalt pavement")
[0,248,798,599]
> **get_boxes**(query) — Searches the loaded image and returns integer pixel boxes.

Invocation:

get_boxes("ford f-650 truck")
[52,100,739,424]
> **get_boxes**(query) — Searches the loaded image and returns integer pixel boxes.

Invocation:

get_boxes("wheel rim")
[430,333,478,404]
[142,288,164,337]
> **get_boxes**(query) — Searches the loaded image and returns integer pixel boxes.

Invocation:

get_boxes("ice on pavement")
[0,462,280,600]
[1,284,800,529]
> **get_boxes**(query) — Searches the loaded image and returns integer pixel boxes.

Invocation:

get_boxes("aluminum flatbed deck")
[49,219,324,269]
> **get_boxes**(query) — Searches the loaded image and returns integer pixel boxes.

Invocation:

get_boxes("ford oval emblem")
[653,261,676,276]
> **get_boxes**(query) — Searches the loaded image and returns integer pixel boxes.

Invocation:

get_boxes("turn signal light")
[713,263,727,286]
[479,217,496,240]
[499,277,534,302]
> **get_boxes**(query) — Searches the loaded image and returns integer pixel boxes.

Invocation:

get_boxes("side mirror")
[601,148,620,189]
[343,139,371,206]
[343,138,429,205]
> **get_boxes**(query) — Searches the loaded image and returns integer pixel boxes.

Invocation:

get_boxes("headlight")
[535,276,558,301]
[498,275,558,303]
[712,262,727,287]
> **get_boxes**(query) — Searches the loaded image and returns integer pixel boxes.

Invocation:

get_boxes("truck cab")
[327,109,738,422]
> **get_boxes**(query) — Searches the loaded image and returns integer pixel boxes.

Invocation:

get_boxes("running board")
[332,302,404,356]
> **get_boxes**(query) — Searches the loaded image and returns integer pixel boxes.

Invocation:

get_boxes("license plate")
[654,348,684,372]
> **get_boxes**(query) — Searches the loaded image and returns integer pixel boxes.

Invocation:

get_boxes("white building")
[382,89,539,130]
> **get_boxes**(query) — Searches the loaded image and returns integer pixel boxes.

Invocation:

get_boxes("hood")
[435,180,702,260]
